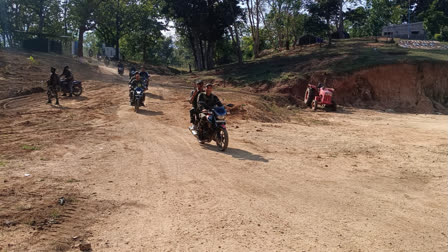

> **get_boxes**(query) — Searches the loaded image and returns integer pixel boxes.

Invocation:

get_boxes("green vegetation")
[195,38,448,86]
[0,161,5,167]
[21,145,40,151]
[0,0,446,71]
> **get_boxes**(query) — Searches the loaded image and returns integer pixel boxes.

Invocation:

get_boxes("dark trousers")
[190,107,199,124]
[63,80,73,95]
[47,86,58,102]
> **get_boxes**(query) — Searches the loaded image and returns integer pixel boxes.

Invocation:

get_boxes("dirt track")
[0,66,447,251]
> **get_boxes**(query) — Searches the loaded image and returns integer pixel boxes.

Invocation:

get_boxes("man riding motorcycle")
[129,74,146,106]
[189,80,204,130]
[197,83,223,142]
[60,65,74,97]
[118,62,124,75]
[129,66,137,78]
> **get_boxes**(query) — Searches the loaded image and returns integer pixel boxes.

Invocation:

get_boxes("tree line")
[0,0,447,71]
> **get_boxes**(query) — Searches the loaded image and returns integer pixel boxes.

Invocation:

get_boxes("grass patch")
[50,210,61,219]
[0,161,5,167]
[22,144,40,151]
[66,178,80,183]
[194,38,448,86]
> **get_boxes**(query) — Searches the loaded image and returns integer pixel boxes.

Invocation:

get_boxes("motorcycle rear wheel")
[216,128,229,151]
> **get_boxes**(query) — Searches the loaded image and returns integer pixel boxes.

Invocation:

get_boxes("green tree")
[163,0,242,70]
[345,7,369,37]
[307,0,339,45]
[70,0,103,57]
[421,0,448,38]
[366,0,392,39]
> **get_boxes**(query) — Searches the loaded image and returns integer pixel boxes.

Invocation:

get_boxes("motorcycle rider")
[46,67,60,105]
[189,80,204,130]
[140,67,149,80]
[129,65,137,78]
[60,65,74,97]
[118,62,124,74]
[129,73,146,106]
[197,83,223,142]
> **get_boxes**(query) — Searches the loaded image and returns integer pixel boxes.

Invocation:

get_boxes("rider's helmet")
[205,83,213,88]
[51,67,56,73]
[195,79,204,85]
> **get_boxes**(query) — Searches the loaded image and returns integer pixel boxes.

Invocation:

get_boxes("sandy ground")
[0,66,447,251]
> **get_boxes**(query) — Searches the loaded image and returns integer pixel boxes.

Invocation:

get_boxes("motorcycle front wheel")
[216,128,229,151]
[72,86,82,96]
[134,98,140,113]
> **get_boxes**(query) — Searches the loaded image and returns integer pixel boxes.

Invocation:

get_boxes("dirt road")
[0,70,447,251]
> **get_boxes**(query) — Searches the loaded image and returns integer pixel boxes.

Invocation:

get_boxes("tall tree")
[246,0,263,57]
[70,0,103,57]
[163,0,242,70]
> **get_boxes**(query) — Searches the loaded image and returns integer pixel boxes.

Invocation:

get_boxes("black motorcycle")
[118,66,124,75]
[130,85,145,113]
[60,78,83,96]
[191,104,233,151]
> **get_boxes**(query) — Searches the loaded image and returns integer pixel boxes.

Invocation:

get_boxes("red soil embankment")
[276,63,448,113]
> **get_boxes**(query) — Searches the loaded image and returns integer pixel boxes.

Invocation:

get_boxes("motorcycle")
[60,78,83,96]
[130,84,145,113]
[118,65,124,75]
[190,104,234,151]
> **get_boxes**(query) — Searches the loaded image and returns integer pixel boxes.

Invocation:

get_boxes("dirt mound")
[274,62,448,113]
[0,49,101,100]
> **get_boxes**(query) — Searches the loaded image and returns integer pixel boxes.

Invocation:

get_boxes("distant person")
[46,67,60,105]
[60,66,74,97]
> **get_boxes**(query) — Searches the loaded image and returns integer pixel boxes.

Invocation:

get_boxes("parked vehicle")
[60,79,83,96]
[304,83,336,111]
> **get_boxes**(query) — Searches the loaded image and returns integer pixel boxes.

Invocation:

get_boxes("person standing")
[47,67,60,105]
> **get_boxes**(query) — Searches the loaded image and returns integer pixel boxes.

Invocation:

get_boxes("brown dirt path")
[0,68,447,251]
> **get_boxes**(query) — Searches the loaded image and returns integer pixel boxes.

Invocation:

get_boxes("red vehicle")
[304,83,337,111]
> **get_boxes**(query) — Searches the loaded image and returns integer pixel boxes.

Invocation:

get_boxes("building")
[382,22,426,40]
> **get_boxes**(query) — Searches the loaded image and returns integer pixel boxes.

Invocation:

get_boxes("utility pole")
[407,0,410,39]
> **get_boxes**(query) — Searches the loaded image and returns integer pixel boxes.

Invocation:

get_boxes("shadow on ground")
[146,93,164,100]
[202,144,269,162]
[138,109,164,116]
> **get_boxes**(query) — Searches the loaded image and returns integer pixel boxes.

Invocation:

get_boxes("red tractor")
[304,83,337,111]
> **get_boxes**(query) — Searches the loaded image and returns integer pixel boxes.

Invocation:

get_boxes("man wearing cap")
[46,67,60,105]
[189,80,204,130]
[60,65,74,97]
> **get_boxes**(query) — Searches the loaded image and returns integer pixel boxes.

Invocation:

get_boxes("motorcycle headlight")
[217,115,226,120]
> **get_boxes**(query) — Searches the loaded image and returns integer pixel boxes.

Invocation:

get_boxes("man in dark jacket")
[129,74,146,106]
[189,80,204,130]
[197,83,222,111]
[60,66,74,97]
[196,83,223,142]
[47,67,60,105]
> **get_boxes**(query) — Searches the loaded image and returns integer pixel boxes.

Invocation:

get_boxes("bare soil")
[0,52,447,251]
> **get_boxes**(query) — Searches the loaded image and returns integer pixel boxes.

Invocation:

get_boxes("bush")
[434,33,442,41]
[441,26,448,42]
